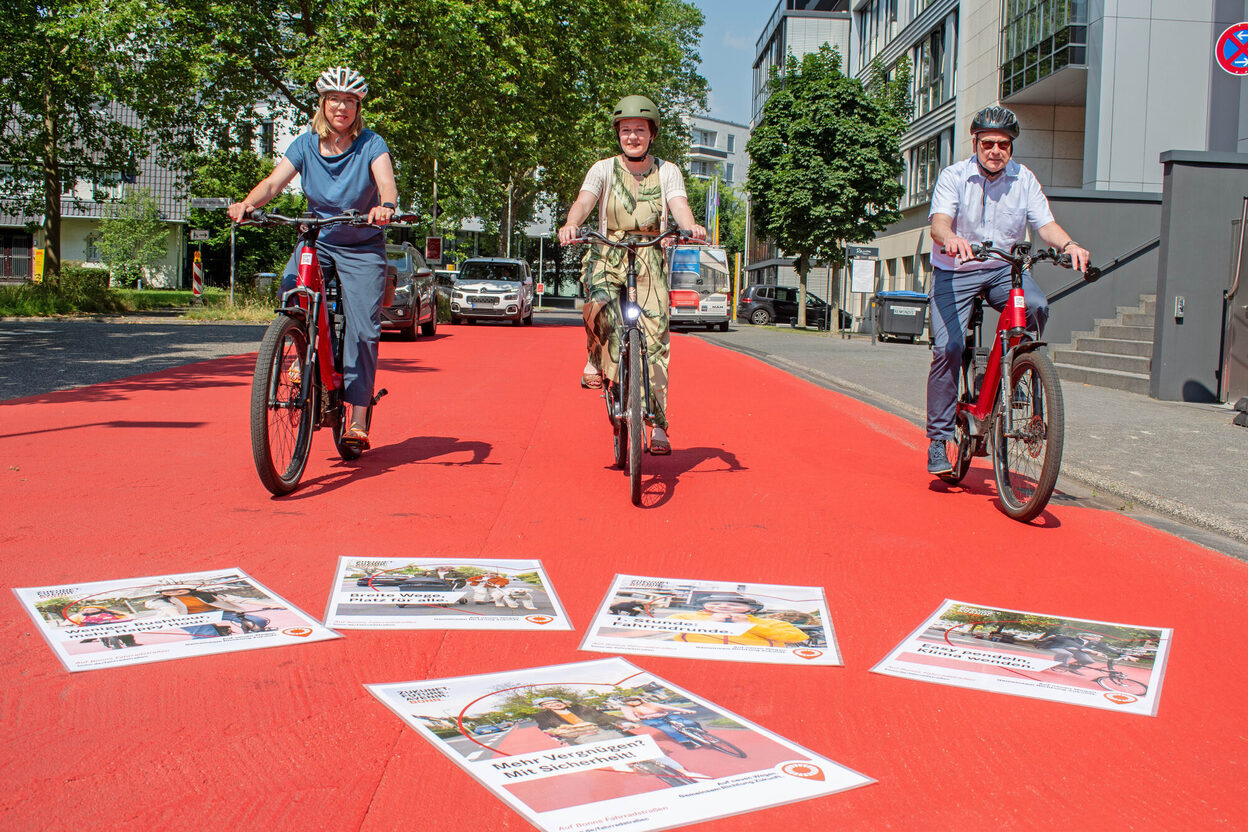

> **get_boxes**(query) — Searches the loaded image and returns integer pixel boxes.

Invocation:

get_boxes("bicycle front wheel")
[990,349,1064,521]
[1095,674,1148,696]
[250,316,314,495]
[626,327,643,505]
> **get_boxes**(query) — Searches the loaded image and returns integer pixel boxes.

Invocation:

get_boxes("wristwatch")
[382,202,396,210]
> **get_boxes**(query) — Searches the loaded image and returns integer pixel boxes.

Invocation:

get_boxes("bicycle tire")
[626,327,643,505]
[250,316,314,495]
[990,349,1064,522]
[681,726,747,758]
[611,371,627,469]
[332,402,373,461]
[1095,674,1148,696]
[633,761,696,786]
[939,365,974,485]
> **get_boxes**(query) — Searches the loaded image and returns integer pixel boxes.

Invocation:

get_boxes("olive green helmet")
[612,95,660,137]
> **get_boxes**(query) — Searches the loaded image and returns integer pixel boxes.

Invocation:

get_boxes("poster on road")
[579,575,840,666]
[871,599,1172,716]
[366,657,872,832]
[323,557,571,630]
[15,568,339,672]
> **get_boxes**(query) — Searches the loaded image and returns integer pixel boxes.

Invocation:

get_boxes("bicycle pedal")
[372,388,389,405]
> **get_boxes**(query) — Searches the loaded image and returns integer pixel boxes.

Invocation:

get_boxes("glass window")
[727,134,735,153]
[726,163,734,183]
[1000,0,1087,98]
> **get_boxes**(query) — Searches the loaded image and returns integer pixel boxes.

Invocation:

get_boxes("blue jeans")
[642,715,699,743]
[926,264,1049,440]
[282,239,387,408]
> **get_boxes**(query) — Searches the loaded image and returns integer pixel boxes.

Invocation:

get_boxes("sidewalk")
[685,321,1248,553]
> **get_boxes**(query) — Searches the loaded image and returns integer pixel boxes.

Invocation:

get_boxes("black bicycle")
[243,210,392,495]
[1052,656,1148,695]
[568,226,696,505]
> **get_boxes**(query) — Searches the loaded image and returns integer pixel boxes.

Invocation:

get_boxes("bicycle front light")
[625,306,641,321]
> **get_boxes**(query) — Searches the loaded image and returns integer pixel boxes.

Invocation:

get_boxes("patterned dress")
[581,158,672,429]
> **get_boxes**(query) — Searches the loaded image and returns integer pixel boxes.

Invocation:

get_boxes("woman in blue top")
[229,67,398,447]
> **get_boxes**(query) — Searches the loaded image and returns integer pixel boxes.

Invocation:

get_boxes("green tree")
[0,0,152,278]
[97,188,170,288]
[187,149,305,287]
[746,46,912,326]
[684,176,747,265]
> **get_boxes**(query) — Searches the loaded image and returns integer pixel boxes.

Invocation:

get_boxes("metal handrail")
[1047,235,1160,305]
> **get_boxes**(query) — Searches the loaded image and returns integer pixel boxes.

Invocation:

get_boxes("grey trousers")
[282,239,386,408]
[926,264,1049,440]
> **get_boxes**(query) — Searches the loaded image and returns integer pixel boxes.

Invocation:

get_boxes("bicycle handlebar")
[969,240,1100,281]
[241,209,411,229]
[569,225,699,249]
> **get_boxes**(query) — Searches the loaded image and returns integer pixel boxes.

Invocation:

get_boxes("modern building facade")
[684,115,751,188]
[748,0,853,287]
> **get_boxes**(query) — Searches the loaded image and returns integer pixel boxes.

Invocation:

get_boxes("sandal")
[581,372,603,389]
[341,425,370,450]
[649,427,671,456]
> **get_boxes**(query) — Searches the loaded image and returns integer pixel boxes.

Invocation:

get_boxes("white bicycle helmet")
[316,67,368,100]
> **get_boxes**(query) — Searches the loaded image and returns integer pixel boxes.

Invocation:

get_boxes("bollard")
[191,250,205,306]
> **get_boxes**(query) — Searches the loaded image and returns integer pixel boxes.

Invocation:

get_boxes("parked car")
[450,257,534,326]
[382,242,437,340]
[394,576,469,607]
[737,285,852,328]
[355,574,411,587]
[472,723,506,735]
[433,269,457,302]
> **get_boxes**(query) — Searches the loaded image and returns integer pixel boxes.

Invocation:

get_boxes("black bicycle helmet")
[970,105,1020,138]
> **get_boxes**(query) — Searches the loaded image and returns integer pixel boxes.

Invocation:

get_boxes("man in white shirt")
[925,106,1091,475]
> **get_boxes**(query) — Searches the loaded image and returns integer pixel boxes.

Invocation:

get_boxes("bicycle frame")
[286,228,341,414]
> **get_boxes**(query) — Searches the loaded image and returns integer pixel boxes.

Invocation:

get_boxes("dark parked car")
[382,243,437,340]
[394,576,468,607]
[355,574,411,587]
[737,285,852,328]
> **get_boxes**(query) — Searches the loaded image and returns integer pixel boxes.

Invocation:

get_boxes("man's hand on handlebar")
[1063,242,1091,275]
[941,234,976,264]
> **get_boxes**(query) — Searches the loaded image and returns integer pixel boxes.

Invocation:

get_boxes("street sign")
[425,236,443,264]
[846,245,879,260]
[1216,23,1248,75]
[190,229,209,241]
[189,197,231,209]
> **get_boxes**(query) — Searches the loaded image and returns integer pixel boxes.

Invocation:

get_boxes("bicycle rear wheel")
[626,327,643,505]
[939,365,974,485]
[990,349,1064,521]
[251,316,314,495]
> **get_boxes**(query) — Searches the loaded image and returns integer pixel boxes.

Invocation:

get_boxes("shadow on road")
[273,434,496,500]
[638,445,747,509]
[927,466,1063,528]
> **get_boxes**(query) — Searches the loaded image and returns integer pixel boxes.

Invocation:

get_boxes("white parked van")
[667,245,731,331]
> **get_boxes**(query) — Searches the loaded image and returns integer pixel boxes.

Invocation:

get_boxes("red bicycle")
[244,210,399,495]
[939,241,1098,521]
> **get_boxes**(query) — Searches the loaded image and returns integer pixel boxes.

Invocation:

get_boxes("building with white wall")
[684,115,750,187]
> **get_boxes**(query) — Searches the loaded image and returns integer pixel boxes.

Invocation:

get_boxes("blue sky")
[689,0,775,126]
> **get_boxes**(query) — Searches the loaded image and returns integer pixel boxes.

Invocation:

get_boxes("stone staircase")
[1051,294,1155,395]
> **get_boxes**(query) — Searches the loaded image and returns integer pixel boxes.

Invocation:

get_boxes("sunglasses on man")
[978,138,1012,151]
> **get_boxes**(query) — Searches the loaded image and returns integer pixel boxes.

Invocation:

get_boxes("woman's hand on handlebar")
[227,201,255,224]
[368,204,395,226]
[557,223,581,246]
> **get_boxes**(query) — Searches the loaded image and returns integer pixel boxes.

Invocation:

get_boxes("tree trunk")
[796,253,809,328]
[41,44,61,280]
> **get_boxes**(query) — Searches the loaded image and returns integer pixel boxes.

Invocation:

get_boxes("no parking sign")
[1216,23,1248,75]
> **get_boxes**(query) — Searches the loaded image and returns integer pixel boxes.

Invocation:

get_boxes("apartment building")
[853,1,1243,305]
[684,115,750,188]
[748,0,853,287]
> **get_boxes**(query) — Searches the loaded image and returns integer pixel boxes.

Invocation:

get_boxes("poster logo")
[793,648,823,660]
[1103,692,1138,705]
[283,627,313,637]
[525,615,554,625]
[780,761,825,781]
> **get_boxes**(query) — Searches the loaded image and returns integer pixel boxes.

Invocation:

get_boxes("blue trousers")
[282,239,386,407]
[926,264,1049,440]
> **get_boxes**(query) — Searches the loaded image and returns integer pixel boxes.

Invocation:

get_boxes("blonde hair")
[312,94,364,140]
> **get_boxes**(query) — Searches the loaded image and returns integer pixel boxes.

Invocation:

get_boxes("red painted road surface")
[1,321,1246,830]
